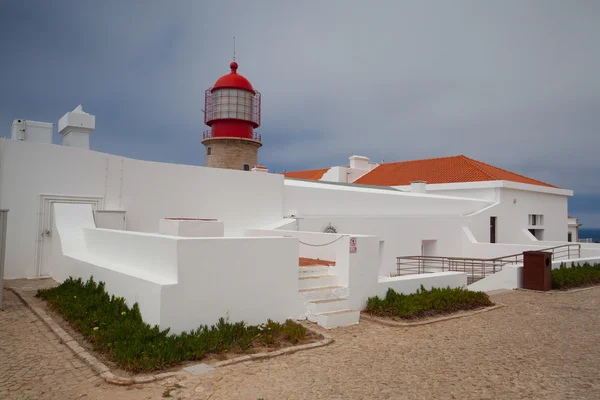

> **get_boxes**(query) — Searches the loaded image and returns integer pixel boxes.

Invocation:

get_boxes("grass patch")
[36,276,308,372]
[552,262,600,290]
[365,285,494,319]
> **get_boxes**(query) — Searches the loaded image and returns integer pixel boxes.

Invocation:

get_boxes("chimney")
[251,165,269,173]
[410,180,427,194]
[349,155,370,170]
[58,105,95,149]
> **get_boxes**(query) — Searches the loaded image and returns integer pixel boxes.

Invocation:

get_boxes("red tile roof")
[283,168,329,180]
[284,155,558,188]
[355,155,558,188]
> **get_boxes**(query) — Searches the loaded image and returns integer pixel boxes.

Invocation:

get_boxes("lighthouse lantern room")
[202,62,263,171]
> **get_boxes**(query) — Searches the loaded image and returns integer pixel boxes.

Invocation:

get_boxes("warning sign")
[349,237,357,254]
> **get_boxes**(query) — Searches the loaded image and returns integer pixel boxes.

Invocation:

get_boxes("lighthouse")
[202,62,262,171]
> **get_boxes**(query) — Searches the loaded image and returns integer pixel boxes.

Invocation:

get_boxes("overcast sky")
[1,1,599,227]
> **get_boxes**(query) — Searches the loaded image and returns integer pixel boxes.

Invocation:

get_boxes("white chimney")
[410,180,427,194]
[251,165,269,173]
[58,105,95,149]
[11,119,53,144]
[349,155,370,170]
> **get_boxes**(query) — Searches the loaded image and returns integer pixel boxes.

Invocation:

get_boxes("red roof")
[212,62,255,93]
[283,168,330,180]
[284,155,558,188]
[355,155,557,188]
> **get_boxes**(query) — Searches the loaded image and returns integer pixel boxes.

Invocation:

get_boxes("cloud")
[1,0,598,224]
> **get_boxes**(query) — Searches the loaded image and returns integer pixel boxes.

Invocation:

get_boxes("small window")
[568,232,572,242]
[243,164,250,171]
[207,147,211,156]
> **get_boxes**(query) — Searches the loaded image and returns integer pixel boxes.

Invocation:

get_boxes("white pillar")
[58,105,95,149]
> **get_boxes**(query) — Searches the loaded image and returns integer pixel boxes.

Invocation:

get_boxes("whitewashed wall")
[284,179,491,218]
[394,184,500,202]
[295,216,468,276]
[246,228,344,262]
[377,272,467,297]
[0,139,284,278]
[463,188,568,244]
[51,203,303,334]
[396,182,572,245]
[551,256,600,269]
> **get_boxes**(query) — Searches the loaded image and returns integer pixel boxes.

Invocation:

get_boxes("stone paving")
[1,281,600,400]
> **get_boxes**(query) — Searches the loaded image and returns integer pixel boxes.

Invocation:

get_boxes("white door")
[36,195,103,277]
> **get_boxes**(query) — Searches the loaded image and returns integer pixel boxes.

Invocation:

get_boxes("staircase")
[298,260,360,329]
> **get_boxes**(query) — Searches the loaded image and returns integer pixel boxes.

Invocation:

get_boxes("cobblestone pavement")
[2,283,600,400]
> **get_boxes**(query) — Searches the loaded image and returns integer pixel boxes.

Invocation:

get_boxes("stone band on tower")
[202,62,262,171]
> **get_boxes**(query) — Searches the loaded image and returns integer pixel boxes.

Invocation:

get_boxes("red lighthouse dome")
[212,62,255,93]
[202,62,263,171]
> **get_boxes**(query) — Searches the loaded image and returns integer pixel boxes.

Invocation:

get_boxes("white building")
[567,216,582,242]
[2,64,599,331]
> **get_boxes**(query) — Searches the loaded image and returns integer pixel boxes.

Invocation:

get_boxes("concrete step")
[306,297,349,314]
[298,265,333,276]
[298,285,349,301]
[315,309,360,329]
[298,274,337,290]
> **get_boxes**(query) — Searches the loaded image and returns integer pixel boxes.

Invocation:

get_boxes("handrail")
[396,243,581,264]
[395,243,581,284]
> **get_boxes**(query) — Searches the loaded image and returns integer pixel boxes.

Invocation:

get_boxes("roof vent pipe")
[410,181,427,194]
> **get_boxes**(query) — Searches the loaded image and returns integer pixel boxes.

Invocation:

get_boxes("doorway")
[35,194,103,277]
[490,216,497,243]
[421,240,437,272]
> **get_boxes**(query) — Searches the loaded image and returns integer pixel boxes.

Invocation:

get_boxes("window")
[243,164,250,171]
[207,147,211,156]
[529,214,544,226]
[568,232,572,242]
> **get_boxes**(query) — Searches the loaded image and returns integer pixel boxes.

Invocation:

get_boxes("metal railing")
[202,130,262,143]
[579,238,594,243]
[395,243,581,284]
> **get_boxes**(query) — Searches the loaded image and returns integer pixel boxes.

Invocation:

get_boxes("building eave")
[393,180,573,197]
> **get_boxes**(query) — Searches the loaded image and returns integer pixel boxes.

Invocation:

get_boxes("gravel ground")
[1,281,599,400]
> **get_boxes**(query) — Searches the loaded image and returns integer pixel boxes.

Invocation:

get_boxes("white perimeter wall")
[295,216,468,276]
[0,139,284,278]
[283,179,491,218]
[51,203,303,334]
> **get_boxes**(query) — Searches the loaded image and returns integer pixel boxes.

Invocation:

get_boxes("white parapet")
[58,105,95,149]
[11,119,53,144]
[159,218,224,237]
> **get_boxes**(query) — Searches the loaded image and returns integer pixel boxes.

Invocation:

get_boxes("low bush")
[552,262,600,289]
[36,276,308,372]
[365,285,494,319]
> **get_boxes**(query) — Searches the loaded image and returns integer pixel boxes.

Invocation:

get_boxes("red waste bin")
[523,251,552,291]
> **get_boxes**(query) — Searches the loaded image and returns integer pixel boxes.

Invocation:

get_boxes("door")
[36,195,103,277]
[490,216,497,244]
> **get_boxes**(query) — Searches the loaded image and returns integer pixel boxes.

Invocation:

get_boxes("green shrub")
[552,262,600,289]
[36,276,308,372]
[364,285,494,319]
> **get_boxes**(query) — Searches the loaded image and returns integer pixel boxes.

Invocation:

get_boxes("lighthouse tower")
[202,62,262,170]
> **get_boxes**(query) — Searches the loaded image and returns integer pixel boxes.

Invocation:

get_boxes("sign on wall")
[349,237,357,254]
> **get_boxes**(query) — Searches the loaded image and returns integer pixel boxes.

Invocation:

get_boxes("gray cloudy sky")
[1,1,599,227]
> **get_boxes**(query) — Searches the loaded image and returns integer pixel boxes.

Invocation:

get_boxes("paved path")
[1,282,599,400]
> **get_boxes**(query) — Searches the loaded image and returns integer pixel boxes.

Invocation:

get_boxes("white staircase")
[298,263,360,329]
